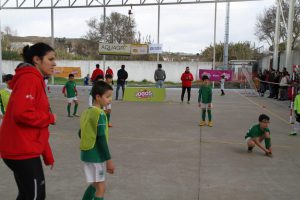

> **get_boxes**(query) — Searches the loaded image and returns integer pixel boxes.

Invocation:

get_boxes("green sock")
[82,185,96,200]
[208,109,212,121]
[67,104,71,116]
[93,196,104,200]
[106,113,110,123]
[265,138,271,149]
[202,109,206,121]
[73,104,78,115]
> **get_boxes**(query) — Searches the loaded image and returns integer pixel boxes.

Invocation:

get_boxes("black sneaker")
[247,147,253,153]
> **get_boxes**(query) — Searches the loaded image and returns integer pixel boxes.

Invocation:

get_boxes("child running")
[0,74,13,123]
[80,81,115,200]
[63,73,79,117]
[198,75,213,127]
[245,114,273,157]
[220,74,225,96]
[104,74,113,127]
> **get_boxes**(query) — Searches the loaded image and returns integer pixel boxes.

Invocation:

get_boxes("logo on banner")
[136,89,153,99]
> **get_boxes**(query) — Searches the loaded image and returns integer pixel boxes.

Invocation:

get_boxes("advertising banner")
[54,67,81,78]
[148,44,163,54]
[123,87,166,102]
[199,69,233,81]
[99,43,131,55]
[131,44,148,55]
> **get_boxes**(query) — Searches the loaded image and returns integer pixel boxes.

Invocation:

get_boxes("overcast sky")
[0,0,275,54]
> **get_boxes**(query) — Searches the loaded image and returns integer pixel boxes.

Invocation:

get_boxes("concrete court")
[1,87,300,200]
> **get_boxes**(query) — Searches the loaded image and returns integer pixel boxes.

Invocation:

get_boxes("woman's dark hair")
[91,81,113,100]
[259,114,270,122]
[22,43,54,65]
[3,74,13,82]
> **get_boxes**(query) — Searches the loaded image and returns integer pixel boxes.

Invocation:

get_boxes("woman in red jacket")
[0,43,57,200]
[181,66,194,104]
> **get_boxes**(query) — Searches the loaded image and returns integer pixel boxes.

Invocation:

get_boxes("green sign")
[123,87,166,102]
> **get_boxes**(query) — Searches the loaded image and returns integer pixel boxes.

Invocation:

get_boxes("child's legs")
[207,108,212,121]
[73,99,79,114]
[67,102,72,115]
[93,182,105,198]
[246,138,255,148]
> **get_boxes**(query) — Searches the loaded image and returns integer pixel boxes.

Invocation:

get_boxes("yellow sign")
[54,67,81,78]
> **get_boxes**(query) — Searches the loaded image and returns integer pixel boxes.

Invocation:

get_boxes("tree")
[85,12,136,43]
[255,0,300,49]
[199,42,258,62]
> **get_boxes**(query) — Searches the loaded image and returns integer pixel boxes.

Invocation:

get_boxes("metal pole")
[285,0,296,72]
[51,2,55,84]
[223,2,230,69]
[157,4,160,62]
[273,0,280,70]
[212,1,217,87]
[0,10,3,84]
[103,0,106,73]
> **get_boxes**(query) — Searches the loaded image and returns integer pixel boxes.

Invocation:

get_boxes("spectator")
[90,64,104,83]
[116,65,128,100]
[154,63,166,88]
[84,74,90,86]
[180,66,194,104]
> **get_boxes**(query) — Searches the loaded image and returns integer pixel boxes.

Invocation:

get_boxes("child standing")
[220,75,225,96]
[0,74,13,123]
[89,75,104,107]
[245,114,272,156]
[80,81,115,200]
[198,75,213,127]
[104,74,113,127]
[63,74,79,117]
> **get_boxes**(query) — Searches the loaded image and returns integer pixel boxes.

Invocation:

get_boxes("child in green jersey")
[63,74,79,117]
[104,74,113,127]
[80,81,115,200]
[198,75,213,127]
[0,74,13,122]
[245,114,272,157]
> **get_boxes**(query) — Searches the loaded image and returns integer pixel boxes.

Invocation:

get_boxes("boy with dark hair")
[88,75,104,107]
[63,73,79,117]
[198,75,213,127]
[80,81,115,200]
[245,114,272,157]
[104,74,113,127]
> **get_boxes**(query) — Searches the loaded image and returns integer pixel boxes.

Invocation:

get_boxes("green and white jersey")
[80,107,110,163]
[198,85,212,104]
[65,81,77,98]
[245,124,270,139]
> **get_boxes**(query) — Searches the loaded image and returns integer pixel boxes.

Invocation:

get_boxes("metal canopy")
[0,0,260,9]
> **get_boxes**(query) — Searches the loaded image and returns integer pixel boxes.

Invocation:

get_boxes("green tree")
[255,0,300,49]
[85,12,136,43]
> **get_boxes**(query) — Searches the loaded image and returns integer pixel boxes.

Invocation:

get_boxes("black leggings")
[3,157,46,200]
[181,87,191,101]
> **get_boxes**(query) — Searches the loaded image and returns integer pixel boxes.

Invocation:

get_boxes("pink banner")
[199,69,233,81]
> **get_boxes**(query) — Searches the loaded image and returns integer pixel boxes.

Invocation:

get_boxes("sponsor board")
[123,87,165,102]
[54,67,81,78]
[99,43,131,55]
[199,69,233,81]
[148,44,163,54]
[131,44,148,55]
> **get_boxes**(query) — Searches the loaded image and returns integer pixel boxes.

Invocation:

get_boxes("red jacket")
[181,72,194,87]
[105,68,113,76]
[0,64,55,165]
[91,68,104,82]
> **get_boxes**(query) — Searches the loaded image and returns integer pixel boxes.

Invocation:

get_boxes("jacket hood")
[11,63,44,89]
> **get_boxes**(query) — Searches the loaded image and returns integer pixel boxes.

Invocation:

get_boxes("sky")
[0,0,275,54]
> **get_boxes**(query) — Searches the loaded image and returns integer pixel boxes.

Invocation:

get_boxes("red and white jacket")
[181,72,194,87]
[0,64,55,165]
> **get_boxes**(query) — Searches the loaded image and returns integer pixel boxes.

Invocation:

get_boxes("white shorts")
[67,96,78,103]
[103,103,112,110]
[201,103,213,109]
[245,137,253,142]
[83,162,106,183]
